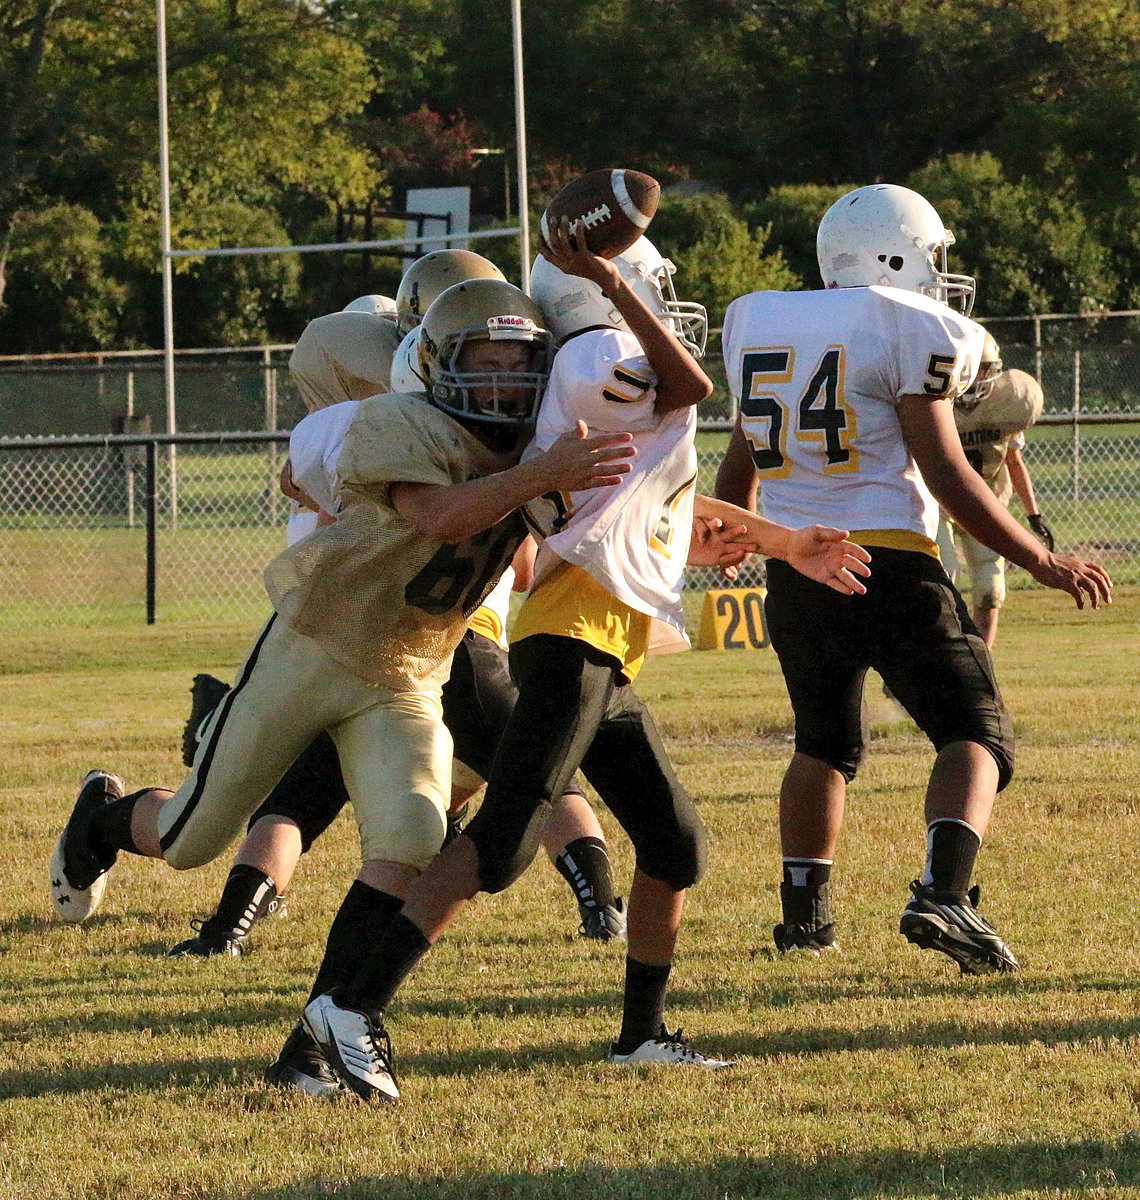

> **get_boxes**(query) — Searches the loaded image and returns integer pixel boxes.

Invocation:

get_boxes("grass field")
[2,589,1140,1200]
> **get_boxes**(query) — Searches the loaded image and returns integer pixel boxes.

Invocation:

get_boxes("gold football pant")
[158,615,452,870]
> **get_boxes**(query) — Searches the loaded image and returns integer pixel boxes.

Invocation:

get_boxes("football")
[540,168,660,259]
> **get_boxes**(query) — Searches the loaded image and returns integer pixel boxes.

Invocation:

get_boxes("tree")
[907,154,1117,316]
[0,0,380,346]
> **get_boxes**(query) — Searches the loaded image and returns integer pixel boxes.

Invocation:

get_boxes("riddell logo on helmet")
[486,315,537,340]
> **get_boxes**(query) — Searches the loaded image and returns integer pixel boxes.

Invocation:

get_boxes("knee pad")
[634,815,709,892]
[795,740,863,784]
[468,804,548,895]
[357,790,447,871]
[984,738,1015,793]
[973,558,1006,611]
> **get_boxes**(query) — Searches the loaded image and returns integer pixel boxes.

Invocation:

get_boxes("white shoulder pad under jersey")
[389,327,425,394]
[722,286,987,541]
[288,400,360,519]
[521,327,696,639]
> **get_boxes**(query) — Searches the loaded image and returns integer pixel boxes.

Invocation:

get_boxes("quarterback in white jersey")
[717,183,1111,977]
[521,325,697,653]
[295,215,879,1102]
[937,338,1051,646]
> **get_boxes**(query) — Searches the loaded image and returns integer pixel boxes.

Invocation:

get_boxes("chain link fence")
[2,312,1138,628]
[1,421,1136,630]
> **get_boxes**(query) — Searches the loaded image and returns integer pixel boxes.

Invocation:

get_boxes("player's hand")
[1028,513,1055,552]
[688,515,759,574]
[1028,553,1112,610]
[538,216,621,294]
[534,419,636,493]
[784,526,873,596]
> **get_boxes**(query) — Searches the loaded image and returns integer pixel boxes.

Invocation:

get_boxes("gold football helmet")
[958,331,1003,410]
[395,250,507,336]
[418,279,553,427]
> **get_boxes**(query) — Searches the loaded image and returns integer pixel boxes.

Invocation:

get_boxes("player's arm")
[715,418,760,511]
[510,536,538,592]
[390,421,635,543]
[1006,444,1054,549]
[897,396,1109,607]
[539,216,712,414]
[693,494,872,595]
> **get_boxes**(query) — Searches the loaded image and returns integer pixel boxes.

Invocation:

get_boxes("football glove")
[1028,513,1055,552]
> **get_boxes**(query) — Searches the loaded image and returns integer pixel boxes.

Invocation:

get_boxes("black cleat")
[578,898,627,941]
[773,921,841,955]
[49,769,124,922]
[900,880,1020,975]
[167,916,248,958]
[265,1022,342,1097]
[181,674,231,767]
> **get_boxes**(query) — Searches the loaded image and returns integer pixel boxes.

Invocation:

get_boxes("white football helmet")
[530,234,708,358]
[816,184,975,315]
[418,279,554,427]
[958,331,1003,410]
[389,326,425,393]
[395,250,507,336]
[343,294,398,320]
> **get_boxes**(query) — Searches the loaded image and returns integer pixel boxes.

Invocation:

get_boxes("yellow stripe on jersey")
[467,604,505,649]
[847,528,941,560]
[602,364,654,405]
[510,560,652,681]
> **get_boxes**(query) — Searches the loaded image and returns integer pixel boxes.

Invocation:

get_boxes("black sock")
[923,819,981,898]
[307,881,405,1004]
[89,791,144,858]
[614,957,672,1053]
[554,836,616,909]
[333,910,432,1019]
[780,858,833,928]
[210,864,278,938]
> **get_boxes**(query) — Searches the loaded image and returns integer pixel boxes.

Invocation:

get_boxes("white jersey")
[521,328,697,639]
[283,402,359,546]
[722,286,986,541]
[289,401,359,515]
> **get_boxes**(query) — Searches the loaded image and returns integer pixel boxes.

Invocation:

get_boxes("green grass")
[2,591,1140,1199]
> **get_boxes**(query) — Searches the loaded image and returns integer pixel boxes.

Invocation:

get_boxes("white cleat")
[302,992,400,1103]
[607,1026,735,1069]
[49,770,124,923]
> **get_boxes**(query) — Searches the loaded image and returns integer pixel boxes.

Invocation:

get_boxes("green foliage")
[6,0,1140,349]
[170,203,303,346]
[907,153,1118,317]
[743,185,854,290]
[651,194,801,320]
[3,204,127,350]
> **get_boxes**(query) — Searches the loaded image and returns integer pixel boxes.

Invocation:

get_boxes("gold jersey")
[264,392,527,690]
[954,368,1043,491]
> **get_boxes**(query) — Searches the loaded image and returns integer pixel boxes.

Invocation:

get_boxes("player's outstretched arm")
[898,396,1111,609]
[391,421,636,543]
[539,216,713,413]
[693,494,872,595]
